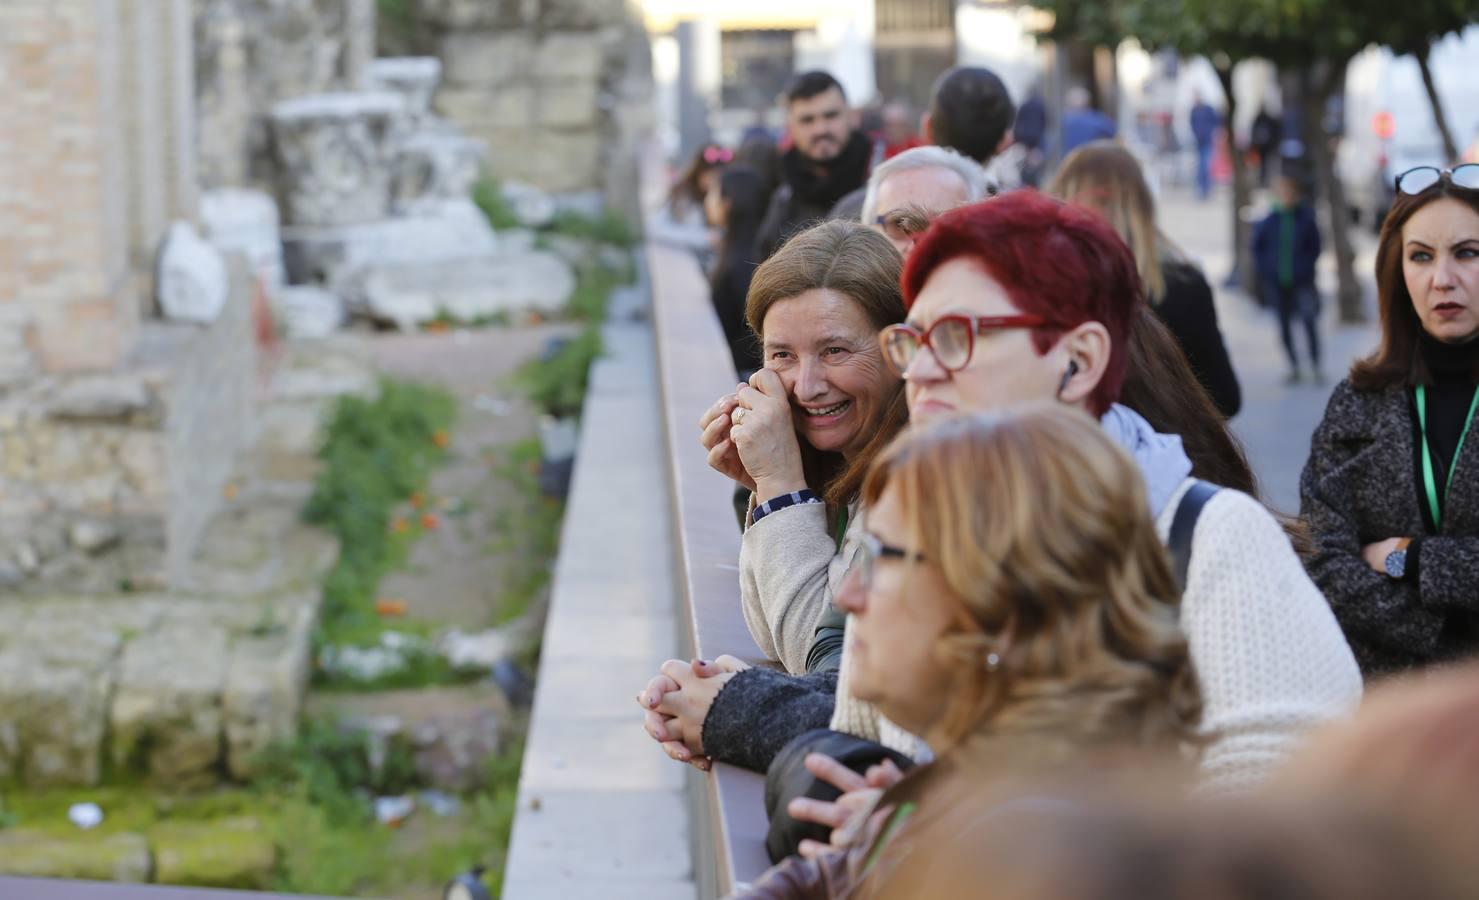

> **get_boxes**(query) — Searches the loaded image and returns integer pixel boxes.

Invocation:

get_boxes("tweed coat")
[1300,378,1479,675]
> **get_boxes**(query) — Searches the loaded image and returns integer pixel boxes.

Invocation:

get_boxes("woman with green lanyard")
[1301,163,1479,677]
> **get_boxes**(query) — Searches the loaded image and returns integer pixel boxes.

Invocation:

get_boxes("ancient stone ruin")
[0,0,651,787]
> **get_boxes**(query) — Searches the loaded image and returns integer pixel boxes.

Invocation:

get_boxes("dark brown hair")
[1121,309,1310,551]
[1350,180,1479,390]
[745,220,909,507]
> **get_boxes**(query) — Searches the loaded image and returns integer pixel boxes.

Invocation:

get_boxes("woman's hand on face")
[732,369,807,499]
[699,390,758,493]
[790,754,904,858]
[1362,537,1409,574]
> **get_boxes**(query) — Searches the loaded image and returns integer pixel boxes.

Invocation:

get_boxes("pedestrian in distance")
[1300,164,1479,677]
[1060,86,1116,157]
[1190,94,1220,201]
[1253,174,1325,384]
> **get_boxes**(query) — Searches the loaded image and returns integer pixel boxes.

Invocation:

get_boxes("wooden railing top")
[644,154,773,895]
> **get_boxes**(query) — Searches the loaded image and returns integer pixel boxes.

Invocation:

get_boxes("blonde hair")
[861,405,1202,755]
[746,220,909,506]
[1047,141,1187,304]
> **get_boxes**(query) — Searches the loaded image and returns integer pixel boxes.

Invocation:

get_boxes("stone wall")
[194,0,377,190]
[410,0,655,221]
[0,260,259,593]
[0,0,140,379]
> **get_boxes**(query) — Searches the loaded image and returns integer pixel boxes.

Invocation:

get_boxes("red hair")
[901,190,1144,416]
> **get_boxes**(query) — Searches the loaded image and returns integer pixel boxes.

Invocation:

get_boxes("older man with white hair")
[860,145,990,255]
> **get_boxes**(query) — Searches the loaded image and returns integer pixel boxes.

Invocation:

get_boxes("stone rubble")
[157,222,230,323]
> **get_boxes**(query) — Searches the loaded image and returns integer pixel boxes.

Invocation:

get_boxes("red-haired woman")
[1300,165,1479,676]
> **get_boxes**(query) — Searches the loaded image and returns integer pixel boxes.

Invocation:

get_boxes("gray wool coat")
[1300,379,1479,676]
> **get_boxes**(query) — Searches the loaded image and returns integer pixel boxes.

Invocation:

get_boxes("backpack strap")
[1169,480,1220,594]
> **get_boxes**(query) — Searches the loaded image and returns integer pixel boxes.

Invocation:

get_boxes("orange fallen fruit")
[432,430,451,449]
[390,517,410,534]
[420,512,440,531]
[375,598,408,617]
[223,483,239,501]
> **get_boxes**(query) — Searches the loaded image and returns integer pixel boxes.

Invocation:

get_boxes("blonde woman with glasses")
[737,405,1203,899]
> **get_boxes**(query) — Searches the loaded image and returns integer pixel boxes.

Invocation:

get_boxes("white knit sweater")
[831,479,1365,793]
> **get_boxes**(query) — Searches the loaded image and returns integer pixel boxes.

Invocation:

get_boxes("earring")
[986,652,1001,671]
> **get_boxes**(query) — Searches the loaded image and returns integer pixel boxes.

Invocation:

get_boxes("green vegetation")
[0,727,525,898]
[472,179,522,230]
[515,328,603,420]
[547,208,638,248]
[304,379,479,689]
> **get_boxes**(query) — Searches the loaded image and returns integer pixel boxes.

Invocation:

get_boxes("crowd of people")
[642,65,1479,898]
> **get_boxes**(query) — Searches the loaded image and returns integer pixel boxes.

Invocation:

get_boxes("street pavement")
[1156,184,1382,514]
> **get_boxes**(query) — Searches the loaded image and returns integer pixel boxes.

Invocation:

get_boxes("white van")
[1338,25,1479,230]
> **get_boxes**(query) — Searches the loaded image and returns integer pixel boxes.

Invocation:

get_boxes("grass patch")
[547,208,638,247]
[305,378,474,689]
[472,179,521,230]
[486,438,564,626]
[515,328,603,420]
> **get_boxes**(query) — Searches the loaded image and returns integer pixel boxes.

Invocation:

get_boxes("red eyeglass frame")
[879,314,1049,374]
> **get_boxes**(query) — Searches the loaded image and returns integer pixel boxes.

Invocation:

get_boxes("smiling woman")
[695,220,907,676]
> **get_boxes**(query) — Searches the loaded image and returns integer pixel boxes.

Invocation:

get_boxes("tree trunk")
[1304,60,1366,324]
[1415,43,1460,163]
[1214,62,1256,296]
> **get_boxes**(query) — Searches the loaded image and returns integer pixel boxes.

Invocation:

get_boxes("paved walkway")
[1158,185,1382,513]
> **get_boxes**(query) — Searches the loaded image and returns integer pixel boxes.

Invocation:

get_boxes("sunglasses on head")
[1395,164,1479,195]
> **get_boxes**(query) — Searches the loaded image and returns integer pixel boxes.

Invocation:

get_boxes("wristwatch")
[1384,548,1408,579]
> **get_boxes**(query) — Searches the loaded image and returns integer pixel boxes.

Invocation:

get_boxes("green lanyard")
[1415,384,1479,532]
[835,505,850,550]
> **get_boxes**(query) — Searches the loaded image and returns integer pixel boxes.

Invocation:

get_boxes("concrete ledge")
[504,315,696,898]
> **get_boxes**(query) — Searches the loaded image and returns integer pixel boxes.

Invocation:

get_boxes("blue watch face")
[1385,549,1406,578]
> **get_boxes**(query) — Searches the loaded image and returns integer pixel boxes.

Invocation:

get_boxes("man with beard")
[756,71,872,259]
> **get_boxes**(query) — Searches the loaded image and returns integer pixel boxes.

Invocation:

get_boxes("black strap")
[1169,481,1220,594]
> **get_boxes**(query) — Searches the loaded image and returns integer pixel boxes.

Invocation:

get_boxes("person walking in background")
[1060,86,1116,157]
[706,165,769,377]
[1253,174,1324,384]
[1050,141,1242,417]
[757,71,872,259]
[1251,106,1282,188]
[1013,87,1047,187]
[1190,95,1220,201]
[1300,165,1479,677]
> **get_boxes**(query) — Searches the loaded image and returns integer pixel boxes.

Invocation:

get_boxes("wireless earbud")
[1058,360,1080,396]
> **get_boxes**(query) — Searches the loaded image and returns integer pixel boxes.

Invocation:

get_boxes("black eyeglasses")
[855,531,921,590]
[874,205,935,244]
[1395,164,1479,195]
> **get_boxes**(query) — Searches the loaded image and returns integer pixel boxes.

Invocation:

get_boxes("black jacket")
[757,132,872,260]
[1154,261,1241,418]
[712,257,762,375]
[1300,378,1479,676]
